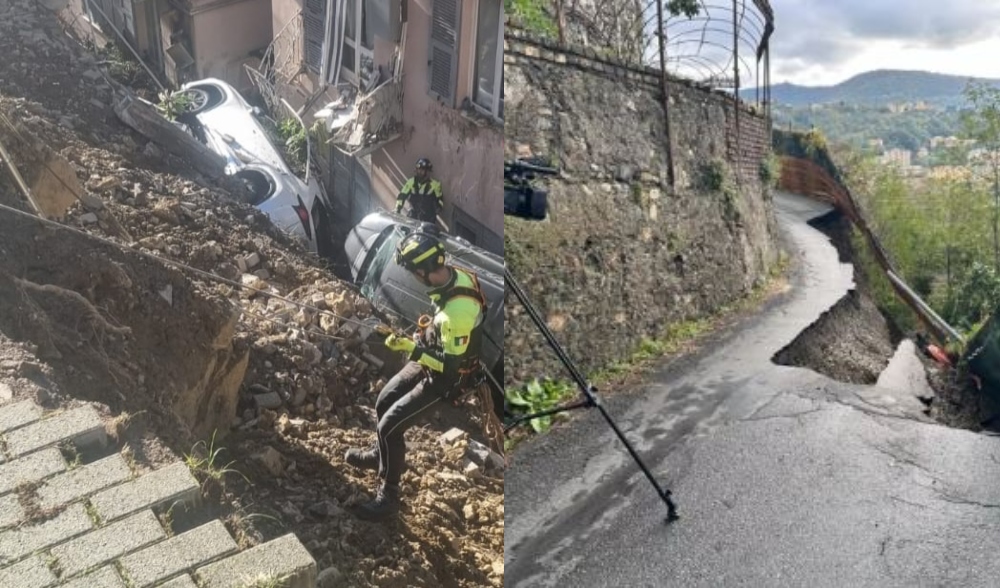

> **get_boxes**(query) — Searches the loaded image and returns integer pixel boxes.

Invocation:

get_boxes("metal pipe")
[656,0,675,187]
[85,0,167,92]
[0,136,43,216]
[886,270,964,344]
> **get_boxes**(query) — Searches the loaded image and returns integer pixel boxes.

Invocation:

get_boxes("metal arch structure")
[650,0,773,104]
[506,0,774,186]
[646,0,774,185]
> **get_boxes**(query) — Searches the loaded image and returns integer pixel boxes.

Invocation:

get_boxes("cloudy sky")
[769,0,1000,86]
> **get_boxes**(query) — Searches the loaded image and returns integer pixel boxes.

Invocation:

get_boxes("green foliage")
[666,0,701,17]
[183,430,249,492]
[943,262,1000,331]
[155,90,196,121]
[840,143,999,338]
[277,118,308,169]
[99,42,140,85]
[505,378,577,433]
[504,0,557,37]
[759,152,782,187]
[802,128,828,157]
[962,81,1000,151]
[699,159,728,192]
[773,104,962,153]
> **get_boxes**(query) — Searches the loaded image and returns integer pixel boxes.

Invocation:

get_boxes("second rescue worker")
[395,158,444,224]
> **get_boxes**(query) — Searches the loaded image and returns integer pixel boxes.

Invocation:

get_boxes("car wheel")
[233,169,274,206]
[175,85,224,115]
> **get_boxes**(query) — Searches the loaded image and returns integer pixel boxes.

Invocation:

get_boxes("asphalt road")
[504,192,1000,588]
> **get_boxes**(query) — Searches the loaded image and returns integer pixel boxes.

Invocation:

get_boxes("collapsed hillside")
[0,0,503,586]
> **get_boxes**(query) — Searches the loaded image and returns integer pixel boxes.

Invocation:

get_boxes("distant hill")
[757,70,1000,107]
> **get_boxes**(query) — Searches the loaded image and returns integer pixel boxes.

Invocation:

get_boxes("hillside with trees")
[764,70,1000,107]
[825,82,1000,338]
[773,103,963,152]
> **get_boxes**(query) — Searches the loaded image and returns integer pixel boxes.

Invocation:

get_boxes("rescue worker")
[346,225,487,521]
[395,158,444,224]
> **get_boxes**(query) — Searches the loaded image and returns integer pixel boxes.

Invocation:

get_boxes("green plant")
[504,0,558,37]
[759,152,782,187]
[59,441,81,470]
[104,43,139,81]
[505,378,577,433]
[84,500,102,527]
[278,118,307,164]
[156,90,196,121]
[803,128,828,158]
[184,430,249,491]
[242,572,290,588]
[699,159,727,192]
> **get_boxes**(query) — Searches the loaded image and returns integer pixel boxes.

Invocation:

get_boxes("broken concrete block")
[244,252,261,268]
[253,392,282,410]
[250,446,285,477]
[467,439,505,470]
[438,428,467,446]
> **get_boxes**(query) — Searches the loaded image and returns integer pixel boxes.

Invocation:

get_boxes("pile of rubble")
[0,0,503,585]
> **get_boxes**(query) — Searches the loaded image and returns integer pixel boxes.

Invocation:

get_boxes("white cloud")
[768,0,1000,85]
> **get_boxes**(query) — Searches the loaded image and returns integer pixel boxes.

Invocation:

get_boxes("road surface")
[505,192,1000,587]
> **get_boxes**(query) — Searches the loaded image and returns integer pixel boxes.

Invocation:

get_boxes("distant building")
[880,148,912,168]
[866,138,884,152]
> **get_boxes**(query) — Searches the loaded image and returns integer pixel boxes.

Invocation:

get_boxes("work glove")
[385,333,416,354]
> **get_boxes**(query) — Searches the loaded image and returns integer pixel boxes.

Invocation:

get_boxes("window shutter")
[428,0,461,106]
[303,0,327,73]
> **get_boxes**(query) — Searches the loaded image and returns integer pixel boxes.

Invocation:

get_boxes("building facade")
[266,0,503,253]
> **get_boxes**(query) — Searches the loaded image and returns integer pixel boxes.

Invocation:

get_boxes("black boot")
[354,483,401,521]
[344,446,379,471]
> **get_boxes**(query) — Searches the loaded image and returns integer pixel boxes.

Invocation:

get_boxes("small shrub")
[699,159,727,192]
[505,378,578,433]
[759,152,782,187]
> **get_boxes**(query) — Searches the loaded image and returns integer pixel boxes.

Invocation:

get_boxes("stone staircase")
[0,398,317,588]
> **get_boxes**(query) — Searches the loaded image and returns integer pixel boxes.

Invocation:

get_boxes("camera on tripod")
[504,158,558,220]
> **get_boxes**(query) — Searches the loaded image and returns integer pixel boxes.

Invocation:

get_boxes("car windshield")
[360,225,409,301]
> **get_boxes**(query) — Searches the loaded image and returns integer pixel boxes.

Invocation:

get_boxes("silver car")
[344,211,505,394]
[171,78,333,255]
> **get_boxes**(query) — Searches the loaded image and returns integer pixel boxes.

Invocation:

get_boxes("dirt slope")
[0,0,502,585]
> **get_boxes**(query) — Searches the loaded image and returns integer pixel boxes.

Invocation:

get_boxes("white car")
[169,78,334,255]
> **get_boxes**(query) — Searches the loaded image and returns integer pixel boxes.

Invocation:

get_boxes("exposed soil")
[773,289,900,384]
[0,0,503,585]
[771,211,902,385]
[768,209,1000,433]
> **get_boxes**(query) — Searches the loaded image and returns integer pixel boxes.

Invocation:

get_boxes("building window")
[304,0,376,86]
[472,0,502,120]
[341,0,375,87]
[303,0,326,73]
[428,0,462,106]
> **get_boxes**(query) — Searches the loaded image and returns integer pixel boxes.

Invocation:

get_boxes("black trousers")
[405,200,439,224]
[374,362,443,486]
